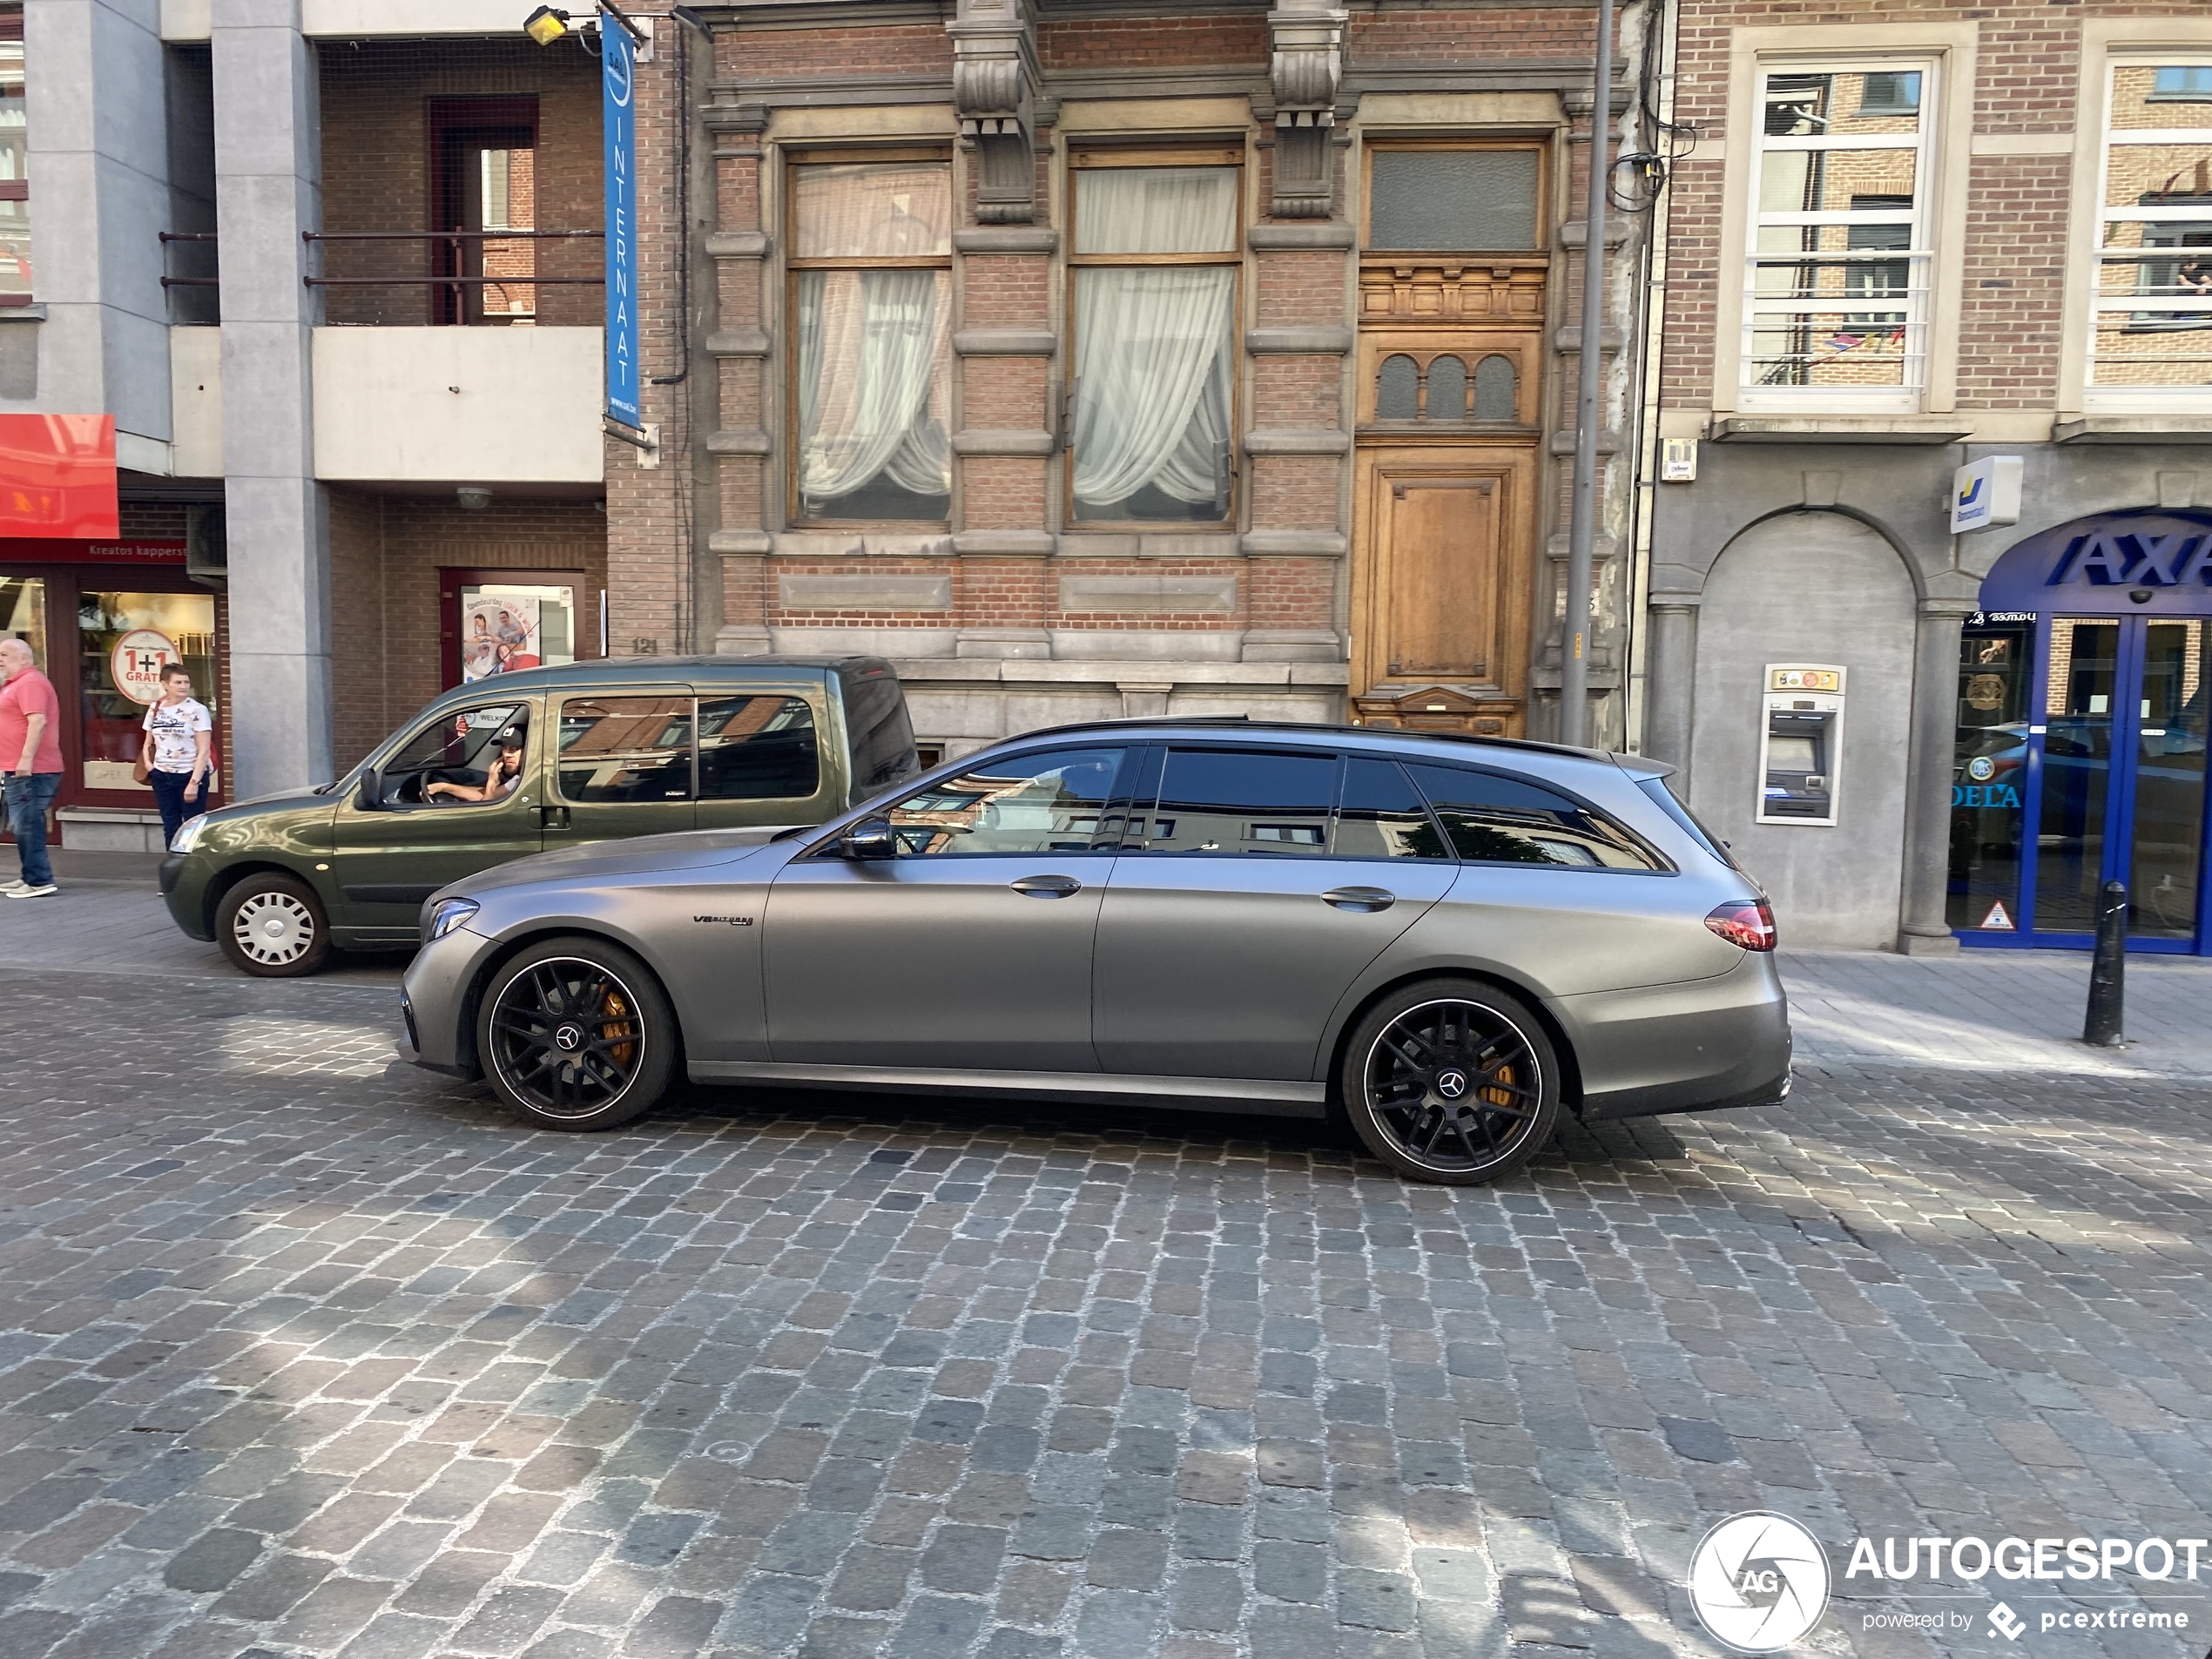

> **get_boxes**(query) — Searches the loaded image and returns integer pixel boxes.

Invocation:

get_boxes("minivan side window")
[875,747,1127,856]
[1404,764,1664,871]
[1141,750,1335,856]
[559,696,695,803]
[699,694,819,800]
[1333,757,1453,860]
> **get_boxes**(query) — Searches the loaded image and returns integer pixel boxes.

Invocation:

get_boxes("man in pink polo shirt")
[0,636,64,898]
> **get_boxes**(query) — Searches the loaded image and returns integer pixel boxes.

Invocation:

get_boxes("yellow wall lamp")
[522,6,574,45]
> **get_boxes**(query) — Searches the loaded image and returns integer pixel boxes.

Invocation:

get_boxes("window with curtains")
[1069,154,1241,524]
[2090,58,2212,405]
[1741,64,1934,408]
[788,158,954,522]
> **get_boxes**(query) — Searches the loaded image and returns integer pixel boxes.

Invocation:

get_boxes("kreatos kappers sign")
[602,18,641,429]
[1978,508,2212,619]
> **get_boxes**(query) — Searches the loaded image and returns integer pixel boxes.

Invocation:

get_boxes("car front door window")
[874,747,1129,856]
[380,705,529,808]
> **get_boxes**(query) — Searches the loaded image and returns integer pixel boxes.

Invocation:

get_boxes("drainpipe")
[1560,0,1614,748]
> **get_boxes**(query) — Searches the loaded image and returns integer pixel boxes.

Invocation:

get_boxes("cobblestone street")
[0,892,2209,1659]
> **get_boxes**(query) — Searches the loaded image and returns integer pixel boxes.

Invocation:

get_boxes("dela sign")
[602,17,641,430]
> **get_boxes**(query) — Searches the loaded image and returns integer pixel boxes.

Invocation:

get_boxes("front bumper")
[160,854,215,941]
[400,924,502,1076]
[1561,954,1793,1122]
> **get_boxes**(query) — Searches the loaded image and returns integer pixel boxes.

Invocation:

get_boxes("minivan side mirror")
[840,819,896,860]
[355,773,381,811]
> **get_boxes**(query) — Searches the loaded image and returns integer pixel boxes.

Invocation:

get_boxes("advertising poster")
[460,592,543,683]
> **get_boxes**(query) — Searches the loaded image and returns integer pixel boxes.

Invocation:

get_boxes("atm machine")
[1757,664,1844,826]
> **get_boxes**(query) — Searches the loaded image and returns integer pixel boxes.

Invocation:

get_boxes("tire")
[1338,978,1562,1185]
[476,937,678,1131]
[217,872,332,978]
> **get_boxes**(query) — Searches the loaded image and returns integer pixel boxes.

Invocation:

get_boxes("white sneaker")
[0,880,24,895]
[6,883,57,899]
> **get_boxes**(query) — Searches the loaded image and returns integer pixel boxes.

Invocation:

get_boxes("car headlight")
[426,898,481,941]
[169,817,208,854]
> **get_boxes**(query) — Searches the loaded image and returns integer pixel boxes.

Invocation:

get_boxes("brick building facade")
[1645,0,2212,954]
[600,0,1660,760]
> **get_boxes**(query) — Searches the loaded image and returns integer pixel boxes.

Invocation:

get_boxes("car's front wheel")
[476,938,678,1131]
[217,872,332,978]
[1339,979,1561,1184]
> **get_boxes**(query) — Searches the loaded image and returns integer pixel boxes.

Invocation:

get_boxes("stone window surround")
[1709,23,1979,421]
[2060,19,2212,421]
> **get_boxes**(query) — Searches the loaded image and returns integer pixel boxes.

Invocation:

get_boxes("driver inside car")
[426,731,525,806]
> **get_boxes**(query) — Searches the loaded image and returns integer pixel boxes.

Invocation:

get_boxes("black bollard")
[2082,880,2127,1048]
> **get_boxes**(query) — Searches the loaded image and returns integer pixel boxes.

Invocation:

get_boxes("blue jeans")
[150,768,210,846]
[3,771,62,887]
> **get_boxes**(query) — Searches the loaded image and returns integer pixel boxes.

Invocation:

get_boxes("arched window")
[1376,354,1420,420]
[1426,355,1467,421]
[1474,354,1518,421]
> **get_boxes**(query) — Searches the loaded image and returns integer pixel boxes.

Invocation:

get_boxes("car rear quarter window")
[1333,757,1453,860]
[841,671,920,798]
[1143,750,1336,856]
[1405,763,1664,871]
[698,694,819,800]
[1635,774,1741,871]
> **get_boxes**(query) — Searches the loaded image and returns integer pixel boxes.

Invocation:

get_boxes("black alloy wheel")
[1339,981,1561,1184]
[477,938,678,1131]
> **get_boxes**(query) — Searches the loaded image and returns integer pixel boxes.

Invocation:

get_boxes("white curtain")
[792,163,952,260]
[797,270,951,506]
[1071,170,1238,515]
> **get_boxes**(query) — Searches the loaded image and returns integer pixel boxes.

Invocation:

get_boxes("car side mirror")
[355,773,381,811]
[840,818,896,860]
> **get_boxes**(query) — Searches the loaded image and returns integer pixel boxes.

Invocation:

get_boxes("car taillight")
[1705,899,1777,952]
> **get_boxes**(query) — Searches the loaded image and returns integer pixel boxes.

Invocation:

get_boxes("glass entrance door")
[2131,619,2209,941]
[1953,614,2212,952]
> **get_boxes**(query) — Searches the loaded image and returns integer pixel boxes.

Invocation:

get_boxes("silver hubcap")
[232,891,314,964]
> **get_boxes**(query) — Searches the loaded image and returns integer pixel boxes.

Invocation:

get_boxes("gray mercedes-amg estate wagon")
[400,718,1790,1185]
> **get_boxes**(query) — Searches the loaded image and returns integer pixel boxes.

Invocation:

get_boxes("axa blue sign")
[1979,508,2212,617]
[602,21,641,430]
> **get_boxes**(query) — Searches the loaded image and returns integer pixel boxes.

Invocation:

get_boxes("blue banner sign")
[602,20,640,429]
[1978,508,2212,618]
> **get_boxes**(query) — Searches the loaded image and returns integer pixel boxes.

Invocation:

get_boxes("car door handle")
[539,805,570,830]
[1011,874,1083,898]
[1321,886,1395,913]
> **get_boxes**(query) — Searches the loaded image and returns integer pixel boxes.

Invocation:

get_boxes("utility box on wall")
[1757,664,1845,826]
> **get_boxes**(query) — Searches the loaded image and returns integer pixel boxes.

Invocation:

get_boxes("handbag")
[133,709,154,786]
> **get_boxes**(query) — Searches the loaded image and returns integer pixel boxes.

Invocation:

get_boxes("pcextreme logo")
[1688,1514,2207,1650]
[1688,1513,1832,1652]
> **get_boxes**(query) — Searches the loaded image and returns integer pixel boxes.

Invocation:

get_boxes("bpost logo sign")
[1689,1514,1831,1651]
[1687,1514,2205,1649]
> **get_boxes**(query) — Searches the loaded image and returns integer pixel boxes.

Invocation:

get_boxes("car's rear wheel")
[477,938,678,1131]
[217,873,332,978]
[1339,980,1561,1184]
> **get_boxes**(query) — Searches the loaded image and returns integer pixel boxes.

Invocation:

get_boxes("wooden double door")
[1350,328,1541,738]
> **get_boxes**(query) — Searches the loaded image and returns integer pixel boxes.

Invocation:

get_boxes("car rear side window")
[1142,750,1336,856]
[558,696,695,803]
[698,694,819,800]
[1333,757,1453,860]
[1405,763,1664,871]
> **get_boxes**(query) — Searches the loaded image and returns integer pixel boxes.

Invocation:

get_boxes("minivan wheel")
[477,938,678,1131]
[1339,980,1561,1185]
[217,873,331,978]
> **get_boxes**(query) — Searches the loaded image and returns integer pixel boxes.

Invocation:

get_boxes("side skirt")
[685,1061,1330,1120]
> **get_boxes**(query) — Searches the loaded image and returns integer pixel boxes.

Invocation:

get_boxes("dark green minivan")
[160,656,917,976]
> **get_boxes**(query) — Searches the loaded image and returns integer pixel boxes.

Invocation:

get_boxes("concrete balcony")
[311,326,604,486]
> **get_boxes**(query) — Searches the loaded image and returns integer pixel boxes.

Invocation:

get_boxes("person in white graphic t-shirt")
[141,664,213,848]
